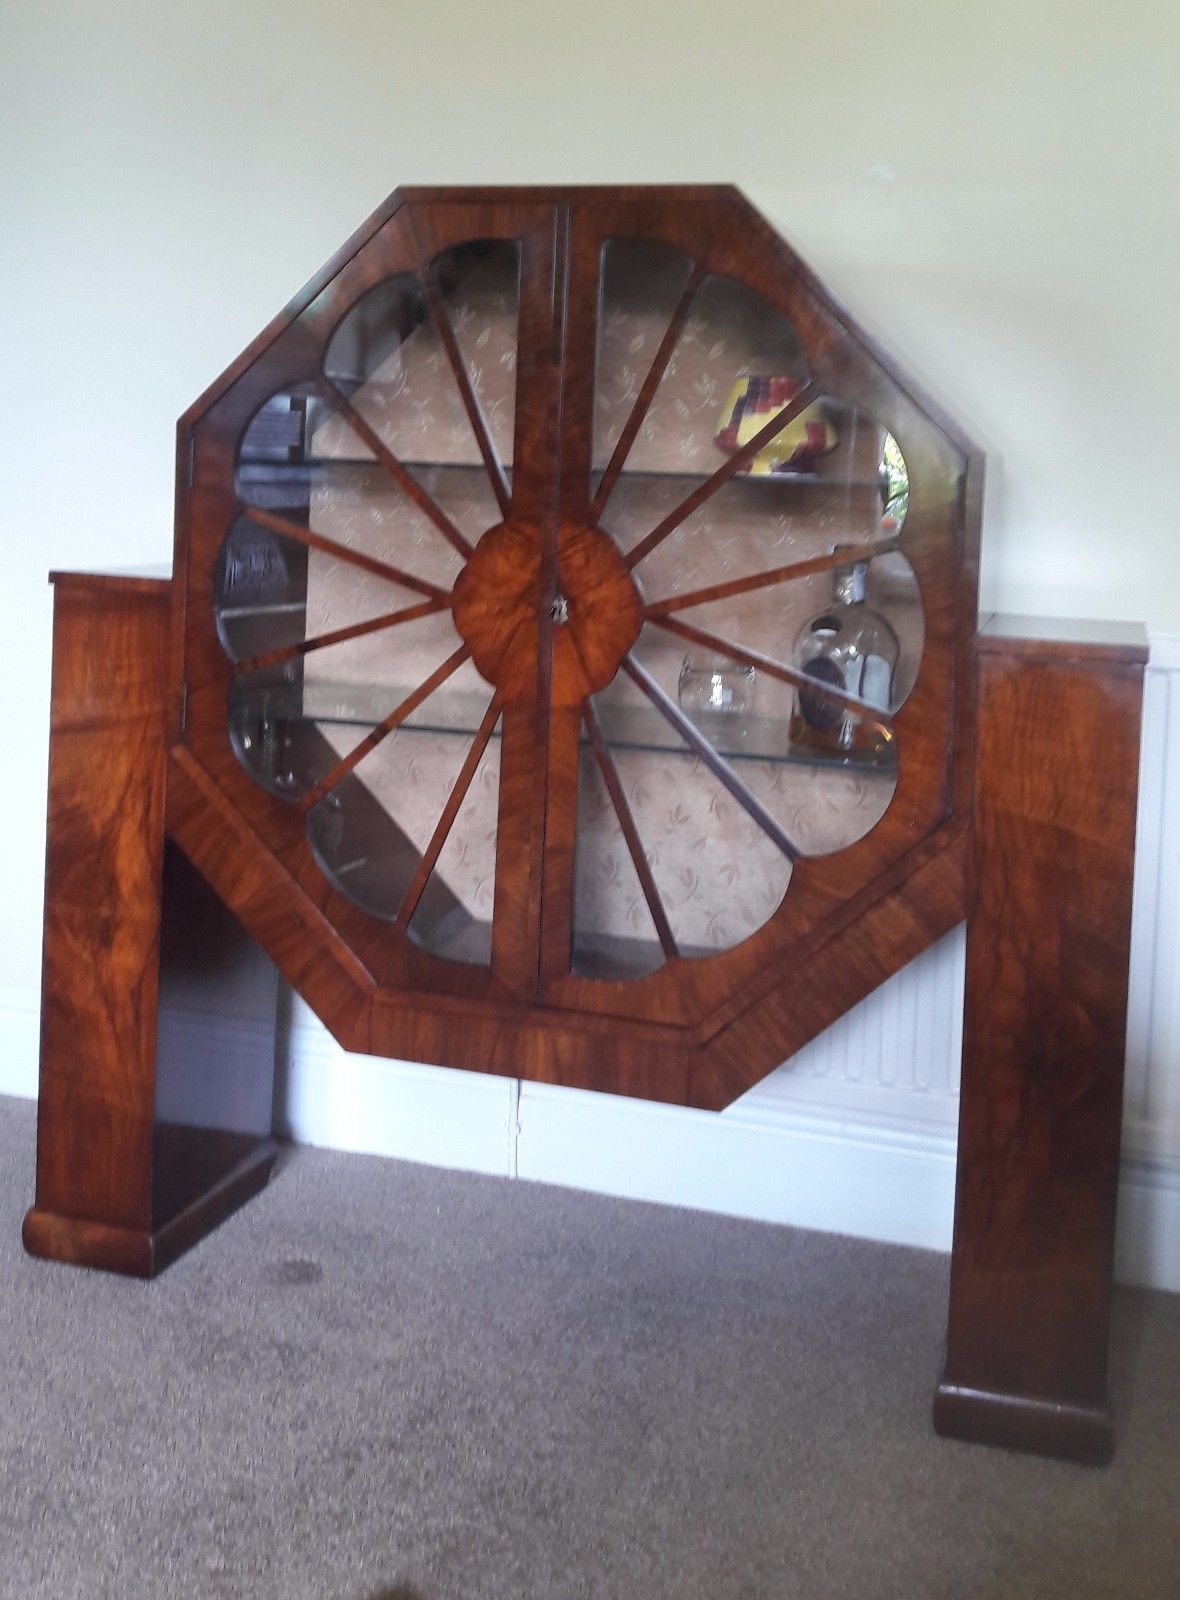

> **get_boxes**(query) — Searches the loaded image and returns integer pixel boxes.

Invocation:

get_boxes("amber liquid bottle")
[788,560,899,764]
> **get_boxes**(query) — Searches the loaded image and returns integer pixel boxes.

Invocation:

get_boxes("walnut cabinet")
[25,187,1146,1466]
[170,185,981,1094]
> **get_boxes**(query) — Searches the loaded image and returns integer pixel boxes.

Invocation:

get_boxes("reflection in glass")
[305,686,493,940]
[215,515,309,663]
[324,275,427,397]
[228,666,369,802]
[880,431,909,532]
[235,384,371,514]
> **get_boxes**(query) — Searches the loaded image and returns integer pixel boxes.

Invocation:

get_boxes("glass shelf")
[234,679,897,775]
[591,468,888,491]
[236,458,888,492]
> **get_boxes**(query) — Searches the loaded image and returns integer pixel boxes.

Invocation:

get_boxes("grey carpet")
[0,1098,1176,1600]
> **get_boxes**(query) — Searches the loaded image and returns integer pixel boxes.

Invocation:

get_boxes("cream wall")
[1,0,1177,1002]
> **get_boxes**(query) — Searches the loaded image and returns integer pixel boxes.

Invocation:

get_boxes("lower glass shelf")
[231,678,897,776]
[224,674,898,958]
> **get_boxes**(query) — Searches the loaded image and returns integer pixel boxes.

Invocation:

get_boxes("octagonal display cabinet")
[30,185,1155,1469]
[172,185,981,1106]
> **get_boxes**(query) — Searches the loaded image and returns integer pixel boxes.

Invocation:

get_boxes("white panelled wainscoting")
[3,635,1178,1290]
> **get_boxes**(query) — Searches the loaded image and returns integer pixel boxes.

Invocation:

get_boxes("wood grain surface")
[25,576,277,1277]
[935,620,1147,1463]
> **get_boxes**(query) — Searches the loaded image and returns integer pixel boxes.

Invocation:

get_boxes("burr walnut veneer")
[23,187,1145,1464]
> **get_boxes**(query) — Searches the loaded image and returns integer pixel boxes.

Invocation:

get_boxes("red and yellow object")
[714,376,836,474]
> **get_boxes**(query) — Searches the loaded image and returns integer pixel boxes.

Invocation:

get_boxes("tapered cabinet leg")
[935,617,1148,1464]
[23,575,278,1278]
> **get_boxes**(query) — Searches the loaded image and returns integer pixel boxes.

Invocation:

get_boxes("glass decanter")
[787,559,898,762]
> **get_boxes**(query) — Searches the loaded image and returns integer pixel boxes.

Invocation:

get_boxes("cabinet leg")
[934,625,1146,1464]
[23,577,277,1278]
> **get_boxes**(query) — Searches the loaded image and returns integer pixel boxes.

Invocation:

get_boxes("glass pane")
[567,570,902,969]
[323,267,505,540]
[226,603,468,798]
[574,260,916,968]
[391,460,502,548]
[431,239,520,475]
[291,608,492,944]
[571,743,666,980]
[215,515,309,663]
[307,466,468,594]
[235,383,372,515]
[234,380,468,604]
[306,682,495,936]
[600,397,920,826]
[593,238,696,472]
[324,274,427,397]
[228,664,371,802]
[573,695,795,964]
[604,404,907,597]
[215,512,425,666]
[224,346,499,952]
[407,723,501,966]
[663,547,924,728]
[596,620,897,861]
[595,271,807,488]
[299,605,469,705]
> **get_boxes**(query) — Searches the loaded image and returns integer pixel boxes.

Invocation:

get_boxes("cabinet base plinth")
[23,1132,277,1279]
[933,1380,1112,1466]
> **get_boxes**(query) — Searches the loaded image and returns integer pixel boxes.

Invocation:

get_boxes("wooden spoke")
[241,507,451,601]
[394,693,504,930]
[648,614,894,739]
[624,382,817,571]
[422,275,512,516]
[590,263,707,522]
[645,535,901,618]
[236,597,448,675]
[318,379,474,559]
[582,699,679,959]
[621,654,800,862]
[299,645,471,814]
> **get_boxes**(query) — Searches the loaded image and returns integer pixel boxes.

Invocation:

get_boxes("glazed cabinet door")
[180,197,564,1005]
[537,192,968,1022]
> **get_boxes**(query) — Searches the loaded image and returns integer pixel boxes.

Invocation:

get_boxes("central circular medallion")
[452,521,643,706]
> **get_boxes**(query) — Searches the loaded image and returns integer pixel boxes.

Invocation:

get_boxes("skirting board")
[0,988,38,1102]
[271,1027,1179,1292]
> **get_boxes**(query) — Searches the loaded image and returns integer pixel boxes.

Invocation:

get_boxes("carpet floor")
[0,1096,1176,1600]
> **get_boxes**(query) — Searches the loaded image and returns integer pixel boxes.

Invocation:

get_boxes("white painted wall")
[2,4,1178,1284]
